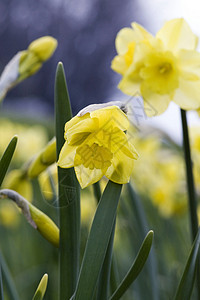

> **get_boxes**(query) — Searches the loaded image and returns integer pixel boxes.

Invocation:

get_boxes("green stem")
[180,109,200,300]
[55,62,80,300]
[180,109,198,240]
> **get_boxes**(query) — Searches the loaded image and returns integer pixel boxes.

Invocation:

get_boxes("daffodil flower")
[58,104,138,188]
[111,18,200,116]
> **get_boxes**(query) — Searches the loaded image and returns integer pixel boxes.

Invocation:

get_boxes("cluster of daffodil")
[111,18,200,115]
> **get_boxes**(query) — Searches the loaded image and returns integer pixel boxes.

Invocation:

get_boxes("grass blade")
[0,266,4,300]
[0,252,20,300]
[174,228,200,300]
[73,181,122,300]
[109,230,154,300]
[0,136,17,187]
[55,62,80,300]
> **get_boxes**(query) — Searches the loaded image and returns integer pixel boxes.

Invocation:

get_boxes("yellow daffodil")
[112,18,200,116]
[58,104,138,188]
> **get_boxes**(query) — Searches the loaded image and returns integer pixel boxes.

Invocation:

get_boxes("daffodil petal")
[74,165,104,188]
[131,23,154,41]
[65,113,90,132]
[90,106,130,131]
[115,27,136,55]
[106,149,135,184]
[141,84,171,116]
[57,142,76,168]
[66,117,98,145]
[178,50,200,78]
[156,18,198,52]
[173,78,200,109]
[111,55,127,75]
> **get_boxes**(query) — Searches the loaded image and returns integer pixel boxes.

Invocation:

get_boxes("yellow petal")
[141,84,171,116]
[156,18,198,52]
[74,165,104,188]
[66,116,98,145]
[111,55,127,75]
[90,106,130,131]
[178,50,200,78]
[57,141,76,168]
[106,148,135,184]
[173,78,200,109]
[131,23,154,42]
[115,27,136,55]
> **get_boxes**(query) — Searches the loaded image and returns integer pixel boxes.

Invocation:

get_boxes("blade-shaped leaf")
[0,252,19,300]
[109,230,154,300]
[73,181,122,300]
[174,228,200,300]
[32,274,48,300]
[0,136,17,187]
[55,62,80,300]
[0,265,4,300]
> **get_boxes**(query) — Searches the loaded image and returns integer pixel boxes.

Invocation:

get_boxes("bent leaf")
[109,230,154,300]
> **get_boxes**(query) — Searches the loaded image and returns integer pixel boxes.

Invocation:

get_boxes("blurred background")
[0,0,200,136]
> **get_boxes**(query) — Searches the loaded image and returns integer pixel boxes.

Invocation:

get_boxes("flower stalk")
[180,109,198,240]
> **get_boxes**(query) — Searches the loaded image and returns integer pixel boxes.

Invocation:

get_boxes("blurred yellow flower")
[3,169,32,201]
[112,18,200,116]
[130,128,187,217]
[0,119,49,165]
[58,104,138,188]
[0,201,20,228]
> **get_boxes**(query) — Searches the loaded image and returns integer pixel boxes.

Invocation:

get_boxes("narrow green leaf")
[109,230,154,300]
[55,62,80,300]
[32,274,48,300]
[0,252,20,300]
[126,183,159,299]
[174,228,200,300]
[73,181,122,300]
[96,219,116,300]
[0,266,4,300]
[0,136,17,187]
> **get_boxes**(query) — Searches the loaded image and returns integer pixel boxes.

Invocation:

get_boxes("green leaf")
[0,136,17,187]
[0,265,4,300]
[55,62,80,300]
[32,274,48,300]
[73,181,122,300]
[174,228,200,300]
[109,230,154,300]
[96,219,116,300]
[126,183,159,299]
[0,252,20,300]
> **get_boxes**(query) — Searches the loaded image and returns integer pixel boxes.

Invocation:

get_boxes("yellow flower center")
[75,143,113,170]
[140,51,179,94]
[159,62,172,74]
